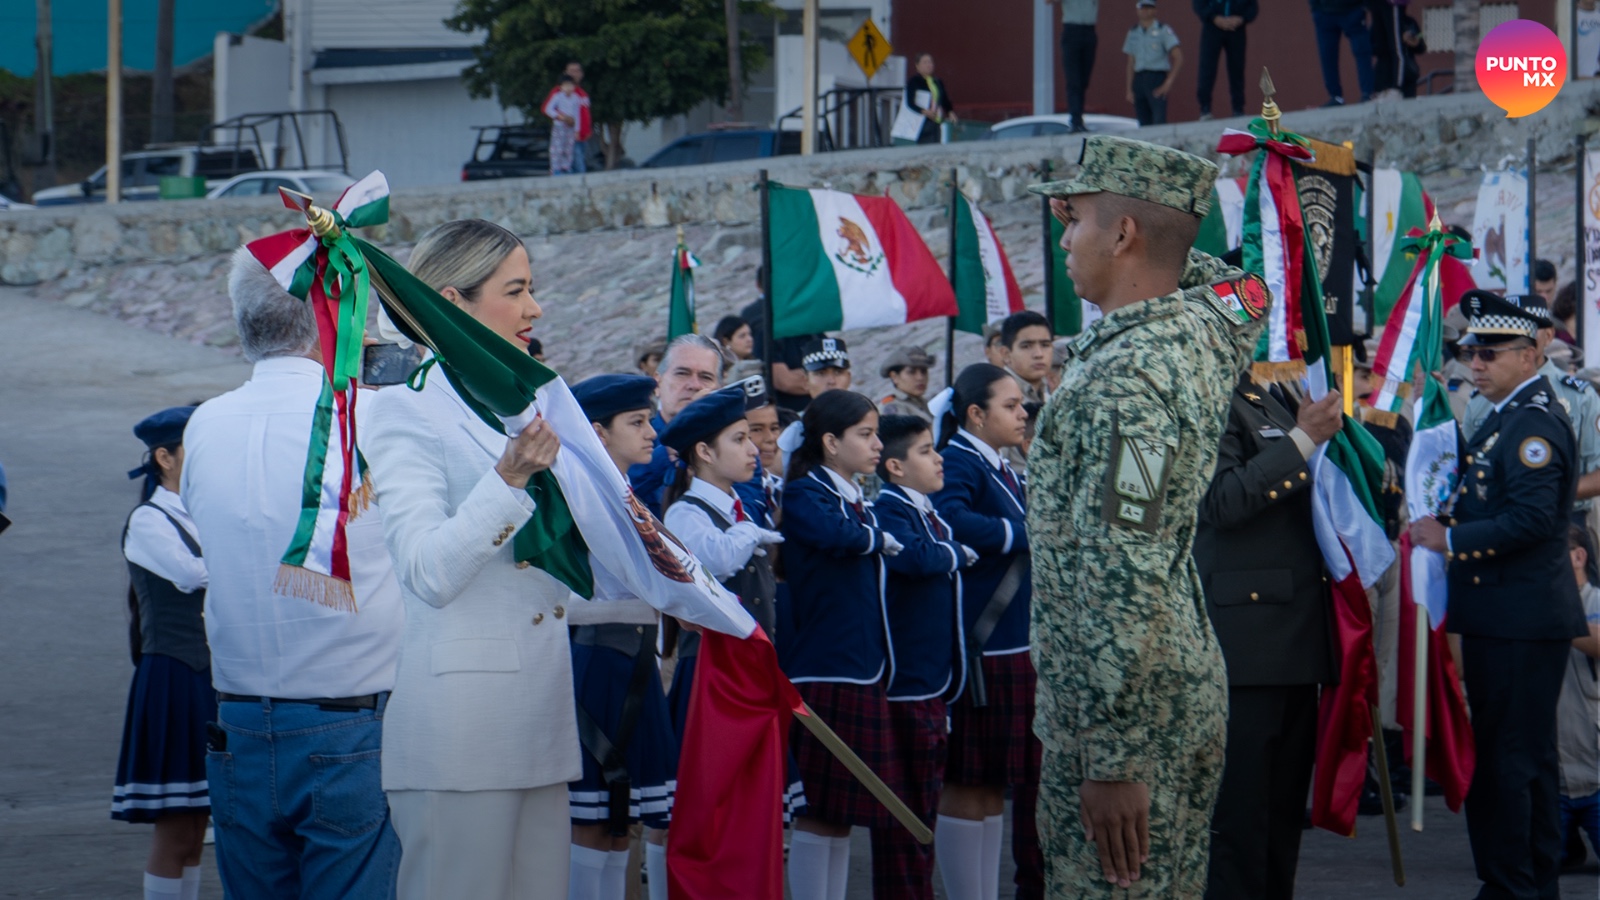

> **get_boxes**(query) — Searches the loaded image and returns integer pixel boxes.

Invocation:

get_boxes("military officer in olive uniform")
[1409,290,1588,900]
[1460,292,1600,530]
[1195,371,1342,900]
[1026,135,1269,898]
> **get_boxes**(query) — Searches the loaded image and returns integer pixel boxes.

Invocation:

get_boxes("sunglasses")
[1458,342,1533,363]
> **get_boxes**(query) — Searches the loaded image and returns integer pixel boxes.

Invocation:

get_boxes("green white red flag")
[1368,169,1435,325]
[767,184,956,338]
[951,194,1023,336]
[667,238,700,340]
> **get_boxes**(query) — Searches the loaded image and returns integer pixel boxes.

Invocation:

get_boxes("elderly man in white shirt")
[181,247,404,900]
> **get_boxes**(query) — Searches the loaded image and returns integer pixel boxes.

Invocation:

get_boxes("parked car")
[461,124,605,181]
[207,170,356,200]
[640,129,800,169]
[985,114,1141,140]
[0,194,34,211]
[32,146,264,206]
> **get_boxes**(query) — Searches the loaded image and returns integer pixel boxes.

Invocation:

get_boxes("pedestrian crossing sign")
[846,18,892,80]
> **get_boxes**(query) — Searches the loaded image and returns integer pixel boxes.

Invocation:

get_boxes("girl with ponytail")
[778,390,909,900]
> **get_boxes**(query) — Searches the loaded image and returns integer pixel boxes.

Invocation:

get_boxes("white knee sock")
[568,845,608,900]
[935,815,986,900]
[981,814,1004,900]
[180,866,201,900]
[826,835,851,900]
[601,849,630,900]
[787,831,833,900]
[143,872,182,899]
[645,841,669,900]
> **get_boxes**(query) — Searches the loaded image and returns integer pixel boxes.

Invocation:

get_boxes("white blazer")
[364,372,582,793]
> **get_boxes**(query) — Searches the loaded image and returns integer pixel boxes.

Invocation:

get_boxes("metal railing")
[779,85,907,151]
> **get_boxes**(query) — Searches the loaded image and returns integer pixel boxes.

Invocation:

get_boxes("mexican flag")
[1368,169,1435,325]
[767,184,956,338]
[1220,123,1396,837]
[951,194,1023,336]
[668,236,701,341]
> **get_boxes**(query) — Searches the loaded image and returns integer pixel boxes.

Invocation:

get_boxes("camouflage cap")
[1027,134,1218,218]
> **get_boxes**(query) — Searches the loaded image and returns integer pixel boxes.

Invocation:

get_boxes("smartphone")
[362,343,418,387]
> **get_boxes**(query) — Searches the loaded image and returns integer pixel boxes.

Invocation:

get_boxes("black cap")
[801,336,850,371]
[730,375,770,410]
[1459,290,1552,345]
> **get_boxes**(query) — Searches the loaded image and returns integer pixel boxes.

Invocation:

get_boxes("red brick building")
[892,1,1559,125]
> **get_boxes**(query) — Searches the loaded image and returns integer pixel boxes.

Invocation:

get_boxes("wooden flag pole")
[1578,134,1588,354]
[793,704,933,844]
[760,169,775,391]
[1040,159,1056,333]
[945,168,957,389]
[1370,702,1407,885]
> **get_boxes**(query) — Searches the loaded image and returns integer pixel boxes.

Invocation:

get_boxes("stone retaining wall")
[4,83,1599,286]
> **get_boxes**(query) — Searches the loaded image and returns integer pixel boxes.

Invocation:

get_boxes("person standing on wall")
[1192,0,1256,119]
[1048,0,1101,134]
[542,61,593,173]
[1124,0,1183,126]
[905,53,958,145]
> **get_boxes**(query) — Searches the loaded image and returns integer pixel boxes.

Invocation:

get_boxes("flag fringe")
[273,564,358,612]
[1252,360,1308,383]
[347,479,375,518]
[1361,406,1401,428]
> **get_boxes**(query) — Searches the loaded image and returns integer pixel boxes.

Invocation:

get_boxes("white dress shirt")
[181,356,403,699]
[123,486,207,593]
[823,467,864,505]
[662,478,761,581]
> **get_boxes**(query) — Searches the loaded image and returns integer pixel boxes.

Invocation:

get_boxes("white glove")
[960,544,980,567]
[881,532,904,556]
[754,527,785,546]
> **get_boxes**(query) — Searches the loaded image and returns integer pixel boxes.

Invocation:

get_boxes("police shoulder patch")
[1519,436,1552,469]
[1563,375,1593,393]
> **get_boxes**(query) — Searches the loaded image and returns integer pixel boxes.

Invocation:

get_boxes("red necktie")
[733,498,748,523]
[998,462,1021,499]
[926,511,946,540]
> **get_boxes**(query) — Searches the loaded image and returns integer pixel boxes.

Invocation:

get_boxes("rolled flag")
[1367,169,1435,325]
[951,194,1023,336]
[767,184,956,338]
[668,233,701,341]
[245,171,390,611]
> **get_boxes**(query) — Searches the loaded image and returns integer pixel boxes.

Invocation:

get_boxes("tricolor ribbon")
[1367,223,1473,425]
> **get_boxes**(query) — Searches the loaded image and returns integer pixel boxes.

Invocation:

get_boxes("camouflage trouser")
[1036,691,1227,898]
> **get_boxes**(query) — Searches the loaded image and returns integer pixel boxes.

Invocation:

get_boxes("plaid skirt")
[946,651,1043,787]
[889,698,947,823]
[792,680,902,829]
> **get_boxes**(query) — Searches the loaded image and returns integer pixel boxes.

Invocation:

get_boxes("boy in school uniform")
[869,415,976,900]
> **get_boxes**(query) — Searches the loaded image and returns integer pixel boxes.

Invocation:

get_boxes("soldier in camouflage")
[1025,134,1269,897]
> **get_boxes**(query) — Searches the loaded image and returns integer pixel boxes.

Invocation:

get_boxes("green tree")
[448,0,774,168]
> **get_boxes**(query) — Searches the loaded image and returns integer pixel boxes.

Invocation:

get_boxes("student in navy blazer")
[870,414,974,900]
[928,364,1045,900]
[778,391,904,900]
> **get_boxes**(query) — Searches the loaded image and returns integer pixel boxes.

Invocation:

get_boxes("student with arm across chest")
[868,415,978,900]
[930,363,1045,900]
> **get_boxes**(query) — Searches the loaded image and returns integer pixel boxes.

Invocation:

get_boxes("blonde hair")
[407,219,524,301]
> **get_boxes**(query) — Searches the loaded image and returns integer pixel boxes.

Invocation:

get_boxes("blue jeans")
[208,696,400,900]
[572,141,588,174]
[1562,790,1600,854]
[1312,6,1374,102]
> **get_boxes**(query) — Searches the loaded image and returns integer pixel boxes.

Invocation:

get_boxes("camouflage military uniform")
[1024,136,1269,898]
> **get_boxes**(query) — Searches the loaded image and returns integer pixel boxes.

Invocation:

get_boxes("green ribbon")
[319,215,371,392]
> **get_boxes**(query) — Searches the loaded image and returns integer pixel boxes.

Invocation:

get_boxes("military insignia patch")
[1212,275,1269,323]
[1101,416,1172,533]
[1519,436,1551,469]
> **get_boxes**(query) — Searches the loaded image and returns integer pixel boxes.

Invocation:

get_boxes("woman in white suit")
[364,219,574,900]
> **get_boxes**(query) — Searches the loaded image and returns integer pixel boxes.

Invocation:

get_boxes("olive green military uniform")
[1025,136,1270,898]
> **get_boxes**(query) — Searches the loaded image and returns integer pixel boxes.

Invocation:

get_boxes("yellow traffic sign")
[846,18,892,80]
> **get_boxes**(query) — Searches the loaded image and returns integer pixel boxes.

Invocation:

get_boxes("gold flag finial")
[280,186,340,239]
[676,224,685,244]
[1259,67,1281,135]
[1428,209,1443,233]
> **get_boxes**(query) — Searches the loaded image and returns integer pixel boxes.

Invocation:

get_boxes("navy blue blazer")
[626,414,672,519]
[733,459,773,528]
[874,485,967,701]
[779,469,890,683]
[932,433,1031,654]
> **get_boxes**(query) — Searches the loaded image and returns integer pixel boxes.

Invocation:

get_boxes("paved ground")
[1,285,1596,898]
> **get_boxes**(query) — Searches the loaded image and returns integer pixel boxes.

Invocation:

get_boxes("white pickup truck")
[32,146,264,207]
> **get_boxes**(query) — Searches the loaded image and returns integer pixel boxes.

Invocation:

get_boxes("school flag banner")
[1469,169,1530,293]
[951,194,1024,335]
[667,234,701,340]
[1582,150,1600,370]
[1220,122,1396,837]
[1368,169,1435,325]
[767,184,957,338]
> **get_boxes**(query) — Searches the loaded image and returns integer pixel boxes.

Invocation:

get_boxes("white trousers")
[389,784,571,900]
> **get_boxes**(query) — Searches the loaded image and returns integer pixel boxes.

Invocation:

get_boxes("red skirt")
[792,680,903,829]
[946,651,1042,787]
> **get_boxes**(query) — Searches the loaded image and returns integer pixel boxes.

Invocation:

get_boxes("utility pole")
[800,0,817,155]
[151,0,174,143]
[1033,0,1055,115]
[106,0,122,204]
[724,0,743,121]
[34,0,55,190]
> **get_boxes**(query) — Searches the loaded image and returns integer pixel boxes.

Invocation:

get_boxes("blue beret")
[133,406,196,449]
[571,374,658,423]
[659,387,748,455]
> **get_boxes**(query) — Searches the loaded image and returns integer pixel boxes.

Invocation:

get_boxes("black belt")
[217,692,382,712]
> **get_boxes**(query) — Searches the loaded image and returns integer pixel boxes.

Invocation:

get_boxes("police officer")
[1026,134,1268,897]
[1409,291,1588,900]
[1460,291,1600,529]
